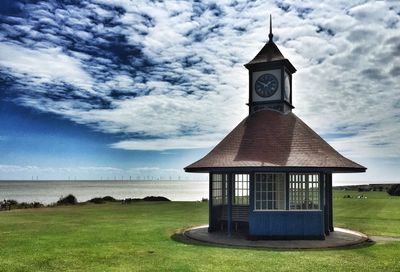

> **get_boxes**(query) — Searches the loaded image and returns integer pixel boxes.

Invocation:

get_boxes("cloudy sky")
[0,0,399,183]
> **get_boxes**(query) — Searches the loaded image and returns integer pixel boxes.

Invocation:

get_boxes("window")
[233,174,249,205]
[255,173,286,210]
[289,174,320,210]
[211,174,227,206]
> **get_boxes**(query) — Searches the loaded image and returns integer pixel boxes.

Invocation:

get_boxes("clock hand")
[258,81,272,88]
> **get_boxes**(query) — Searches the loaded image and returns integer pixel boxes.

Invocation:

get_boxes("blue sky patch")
[0,0,399,182]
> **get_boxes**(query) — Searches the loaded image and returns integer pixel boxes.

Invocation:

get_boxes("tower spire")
[268,14,273,42]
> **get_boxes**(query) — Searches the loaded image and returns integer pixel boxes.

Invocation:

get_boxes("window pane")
[288,173,320,210]
[254,173,286,210]
[211,174,222,206]
[233,174,249,205]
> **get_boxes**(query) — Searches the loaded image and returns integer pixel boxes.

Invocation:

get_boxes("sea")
[0,180,208,204]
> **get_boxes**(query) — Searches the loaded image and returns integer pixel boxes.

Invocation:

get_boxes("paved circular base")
[184,225,369,249]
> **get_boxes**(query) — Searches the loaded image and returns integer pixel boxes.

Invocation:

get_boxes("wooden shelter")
[185,17,366,239]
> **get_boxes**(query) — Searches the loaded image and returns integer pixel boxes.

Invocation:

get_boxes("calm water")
[0,180,208,204]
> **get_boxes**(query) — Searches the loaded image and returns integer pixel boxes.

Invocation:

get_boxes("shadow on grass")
[170,230,376,252]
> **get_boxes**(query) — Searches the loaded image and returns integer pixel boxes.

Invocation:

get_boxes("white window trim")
[288,173,321,211]
[211,173,225,206]
[253,172,287,211]
[233,173,250,206]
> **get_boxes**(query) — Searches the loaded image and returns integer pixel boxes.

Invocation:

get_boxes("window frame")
[233,174,250,206]
[288,173,320,211]
[253,172,286,211]
[211,174,225,206]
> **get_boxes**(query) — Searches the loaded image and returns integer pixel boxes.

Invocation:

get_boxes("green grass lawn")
[334,190,400,236]
[0,191,399,271]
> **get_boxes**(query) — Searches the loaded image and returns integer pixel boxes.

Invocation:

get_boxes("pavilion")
[184,18,366,240]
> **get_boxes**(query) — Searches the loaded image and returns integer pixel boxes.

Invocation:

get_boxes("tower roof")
[184,110,366,173]
[246,40,286,65]
[245,16,295,72]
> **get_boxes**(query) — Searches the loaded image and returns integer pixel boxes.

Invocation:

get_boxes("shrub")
[122,198,141,204]
[57,194,78,205]
[122,196,170,204]
[6,199,18,206]
[1,200,44,210]
[143,196,170,202]
[32,202,44,208]
[18,202,30,208]
[102,196,117,202]
[88,197,105,204]
[387,184,400,196]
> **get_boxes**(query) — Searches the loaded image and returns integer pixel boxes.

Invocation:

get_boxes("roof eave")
[184,166,367,174]
[244,59,297,73]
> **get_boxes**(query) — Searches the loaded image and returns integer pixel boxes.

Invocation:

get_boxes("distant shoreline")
[0,179,208,182]
[0,179,396,186]
[0,180,209,204]
[0,195,184,212]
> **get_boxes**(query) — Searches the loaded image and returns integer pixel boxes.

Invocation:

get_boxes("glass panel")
[288,173,320,210]
[254,173,286,210]
[233,174,249,205]
[262,201,267,210]
[211,174,222,206]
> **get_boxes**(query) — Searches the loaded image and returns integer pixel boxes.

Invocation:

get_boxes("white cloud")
[0,165,39,172]
[0,164,202,181]
[71,92,241,138]
[111,133,225,150]
[0,43,93,90]
[0,0,399,163]
[0,164,122,173]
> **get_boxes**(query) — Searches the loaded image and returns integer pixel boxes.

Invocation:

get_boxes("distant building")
[185,17,366,240]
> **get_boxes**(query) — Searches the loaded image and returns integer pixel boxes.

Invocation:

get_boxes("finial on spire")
[268,14,273,42]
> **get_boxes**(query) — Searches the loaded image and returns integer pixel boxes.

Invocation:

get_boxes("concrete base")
[184,225,369,249]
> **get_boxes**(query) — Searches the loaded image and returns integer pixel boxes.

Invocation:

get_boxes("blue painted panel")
[249,211,324,238]
[209,205,224,230]
[247,172,325,238]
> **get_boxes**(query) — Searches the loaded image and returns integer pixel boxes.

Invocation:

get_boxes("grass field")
[333,190,400,236]
[0,191,399,271]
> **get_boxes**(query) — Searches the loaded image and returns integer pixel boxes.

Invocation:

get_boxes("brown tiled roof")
[185,110,366,173]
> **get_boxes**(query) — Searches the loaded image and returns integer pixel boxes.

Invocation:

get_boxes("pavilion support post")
[328,173,334,232]
[285,172,290,210]
[323,173,330,236]
[227,173,233,237]
[249,172,255,228]
[319,173,327,238]
[208,173,213,232]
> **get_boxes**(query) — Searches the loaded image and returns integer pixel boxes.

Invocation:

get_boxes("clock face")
[284,72,291,101]
[255,73,279,98]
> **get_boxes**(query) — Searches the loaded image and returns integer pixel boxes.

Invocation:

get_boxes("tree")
[57,194,77,205]
[387,184,400,196]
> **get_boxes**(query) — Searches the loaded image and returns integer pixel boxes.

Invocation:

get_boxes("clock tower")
[245,16,296,114]
[185,15,366,241]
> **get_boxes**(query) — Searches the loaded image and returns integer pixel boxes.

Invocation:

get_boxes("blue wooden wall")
[248,211,324,239]
[246,172,326,239]
[208,171,330,239]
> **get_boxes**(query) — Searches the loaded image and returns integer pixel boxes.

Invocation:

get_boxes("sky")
[0,0,399,184]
